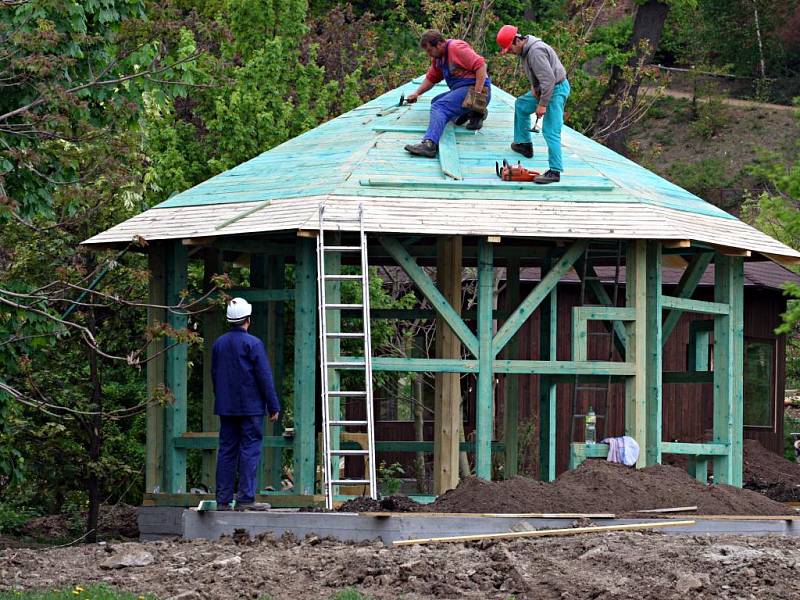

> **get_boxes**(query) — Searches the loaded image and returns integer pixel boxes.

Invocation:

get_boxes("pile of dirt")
[743,439,800,501]
[427,460,794,516]
[337,494,421,513]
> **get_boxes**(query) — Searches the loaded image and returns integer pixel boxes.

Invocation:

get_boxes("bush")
[691,97,729,139]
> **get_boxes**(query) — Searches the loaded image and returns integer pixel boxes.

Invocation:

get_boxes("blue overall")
[423,42,491,145]
[513,79,571,172]
[211,327,280,505]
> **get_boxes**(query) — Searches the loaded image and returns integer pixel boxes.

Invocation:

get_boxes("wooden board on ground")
[636,506,697,513]
[680,514,800,521]
[392,520,696,546]
[361,511,617,519]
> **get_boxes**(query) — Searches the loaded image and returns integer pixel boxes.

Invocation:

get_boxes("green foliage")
[784,411,800,462]
[0,586,156,600]
[330,589,371,600]
[377,460,405,495]
[667,157,734,197]
[690,97,729,138]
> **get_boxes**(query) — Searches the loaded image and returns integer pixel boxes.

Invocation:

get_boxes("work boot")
[404,139,438,158]
[215,503,233,511]
[466,110,487,131]
[235,502,272,512]
[511,142,533,159]
[454,113,470,126]
[534,169,561,184]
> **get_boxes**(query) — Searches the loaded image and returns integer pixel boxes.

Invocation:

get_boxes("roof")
[82,78,800,262]
[517,260,800,290]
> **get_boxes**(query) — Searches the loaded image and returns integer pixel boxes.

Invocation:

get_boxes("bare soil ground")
[743,439,800,502]
[3,531,800,599]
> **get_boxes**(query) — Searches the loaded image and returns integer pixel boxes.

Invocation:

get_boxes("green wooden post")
[503,257,520,478]
[250,255,270,491]
[688,320,713,372]
[476,239,494,480]
[713,254,744,486]
[146,244,166,494]
[539,258,558,482]
[662,252,714,344]
[201,249,224,491]
[292,237,318,495]
[625,241,648,468]
[164,240,188,493]
[687,456,708,483]
[645,241,662,466]
[267,255,287,488]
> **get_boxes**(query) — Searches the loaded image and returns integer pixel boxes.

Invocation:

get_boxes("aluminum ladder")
[316,203,377,509]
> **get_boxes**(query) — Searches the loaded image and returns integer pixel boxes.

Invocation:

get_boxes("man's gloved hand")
[405,92,419,103]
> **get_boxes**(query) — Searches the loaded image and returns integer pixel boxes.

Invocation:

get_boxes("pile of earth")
[15,503,139,540]
[426,459,794,516]
[743,439,800,501]
[337,494,421,513]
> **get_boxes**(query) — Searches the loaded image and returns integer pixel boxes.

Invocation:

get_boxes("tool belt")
[462,87,489,116]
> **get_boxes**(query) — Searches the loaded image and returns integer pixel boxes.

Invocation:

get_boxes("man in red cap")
[404,29,491,158]
[496,24,570,184]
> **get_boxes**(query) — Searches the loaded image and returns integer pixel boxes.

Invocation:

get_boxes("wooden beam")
[164,240,188,493]
[266,255,287,489]
[503,257,520,479]
[713,254,744,486]
[661,295,729,315]
[539,258,558,482]
[569,441,609,469]
[492,240,587,357]
[625,241,647,468]
[373,357,477,372]
[438,123,462,180]
[146,244,166,494]
[662,240,691,248]
[392,520,696,546]
[645,241,663,466]
[251,254,270,492]
[183,236,218,246]
[495,360,635,376]
[660,442,729,455]
[292,237,317,495]
[201,249,224,491]
[434,236,463,494]
[475,238,494,480]
[662,252,714,343]
[711,244,751,257]
[379,236,479,357]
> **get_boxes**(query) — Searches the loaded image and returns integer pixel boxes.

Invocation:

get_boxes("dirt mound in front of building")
[743,439,800,501]
[337,494,421,513]
[427,460,794,516]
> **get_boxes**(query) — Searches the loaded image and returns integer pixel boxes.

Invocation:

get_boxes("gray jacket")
[520,35,566,107]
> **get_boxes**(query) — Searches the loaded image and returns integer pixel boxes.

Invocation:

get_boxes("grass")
[0,585,156,600]
[1,588,374,600]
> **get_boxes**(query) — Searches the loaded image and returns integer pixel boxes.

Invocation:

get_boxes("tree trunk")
[593,0,670,153]
[85,313,103,544]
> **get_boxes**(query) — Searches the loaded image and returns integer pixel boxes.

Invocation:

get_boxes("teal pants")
[513,79,570,172]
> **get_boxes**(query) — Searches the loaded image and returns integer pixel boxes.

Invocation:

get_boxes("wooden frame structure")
[84,79,798,507]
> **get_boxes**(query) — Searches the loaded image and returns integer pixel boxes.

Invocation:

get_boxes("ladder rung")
[323,217,361,223]
[588,331,613,336]
[324,246,361,252]
[325,332,365,339]
[327,361,366,368]
[330,449,369,456]
[330,420,368,426]
[576,386,608,392]
[324,275,362,280]
[331,479,370,485]
[327,390,367,397]
[325,303,363,310]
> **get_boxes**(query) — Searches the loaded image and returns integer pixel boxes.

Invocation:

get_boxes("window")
[743,339,775,428]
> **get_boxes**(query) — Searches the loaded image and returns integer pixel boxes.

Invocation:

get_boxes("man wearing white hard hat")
[211,297,281,511]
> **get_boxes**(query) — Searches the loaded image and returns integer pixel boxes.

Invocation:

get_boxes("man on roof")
[404,29,491,159]
[496,24,570,184]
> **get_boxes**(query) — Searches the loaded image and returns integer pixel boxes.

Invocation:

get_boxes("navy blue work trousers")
[215,414,264,505]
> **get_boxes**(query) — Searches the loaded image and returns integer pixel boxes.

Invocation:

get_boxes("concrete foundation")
[138,507,800,545]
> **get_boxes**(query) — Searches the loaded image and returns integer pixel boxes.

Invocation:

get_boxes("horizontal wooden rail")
[660,442,729,456]
[661,295,729,315]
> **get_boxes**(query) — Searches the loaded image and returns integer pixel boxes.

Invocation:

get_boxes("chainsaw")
[495,159,540,182]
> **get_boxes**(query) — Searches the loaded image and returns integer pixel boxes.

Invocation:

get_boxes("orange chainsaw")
[495,159,540,182]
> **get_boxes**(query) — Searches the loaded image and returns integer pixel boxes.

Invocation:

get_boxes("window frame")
[742,336,777,431]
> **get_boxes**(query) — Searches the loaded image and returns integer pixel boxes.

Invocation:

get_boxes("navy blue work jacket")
[211,328,280,416]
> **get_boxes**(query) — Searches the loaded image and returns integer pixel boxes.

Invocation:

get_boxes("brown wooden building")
[374,260,798,481]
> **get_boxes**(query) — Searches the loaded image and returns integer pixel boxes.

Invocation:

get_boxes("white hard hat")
[226,297,253,322]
